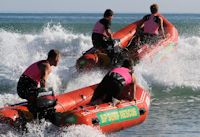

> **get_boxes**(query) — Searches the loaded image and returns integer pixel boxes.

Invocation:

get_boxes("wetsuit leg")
[27,96,38,118]
[17,76,38,99]
[92,33,106,49]
[103,79,124,103]
[90,76,110,104]
[17,76,39,118]
[90,75,124,104]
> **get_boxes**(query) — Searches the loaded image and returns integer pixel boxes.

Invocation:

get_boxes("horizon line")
[0,12,199,14]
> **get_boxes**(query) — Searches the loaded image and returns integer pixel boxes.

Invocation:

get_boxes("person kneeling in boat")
[133,4,166,46]
[92,9,114,56]
[89,59,136,105]
[17,49,61,117]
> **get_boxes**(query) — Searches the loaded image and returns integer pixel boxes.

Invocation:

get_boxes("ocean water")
[0,13,200,137]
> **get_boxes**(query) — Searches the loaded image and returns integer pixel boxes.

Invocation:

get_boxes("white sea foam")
[0,25,199,93]
[0,121,106,137]
[135,36,200,89]
[0,24,92,93]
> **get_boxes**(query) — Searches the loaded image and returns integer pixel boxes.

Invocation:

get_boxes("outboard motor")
[106,39,120,58]
[36,91,57,121]
[108,39,129,67]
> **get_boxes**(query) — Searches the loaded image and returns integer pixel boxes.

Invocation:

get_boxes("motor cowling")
[36,95,57,120]
[37,95,57,109]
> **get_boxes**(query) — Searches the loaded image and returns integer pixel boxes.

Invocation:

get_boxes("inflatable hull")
[0,84,150,133]
[76,16,178,71]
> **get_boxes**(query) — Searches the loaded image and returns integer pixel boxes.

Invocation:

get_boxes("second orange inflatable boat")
[76,16,178,71]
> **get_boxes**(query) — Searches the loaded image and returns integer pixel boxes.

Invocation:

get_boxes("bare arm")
[105,28,113,39]
[137,14,150,31]
[159,17,166,38]
[129,74,137,100]
[40,62,51,88]
[137,19,145,30]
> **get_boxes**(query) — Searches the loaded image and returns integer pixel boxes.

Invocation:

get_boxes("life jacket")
[110,67,132,86]
[143,14,160,35]
[23,61,42,86]
[92,20,108,37]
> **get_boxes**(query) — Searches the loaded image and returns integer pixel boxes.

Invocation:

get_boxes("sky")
[0,0,199,13]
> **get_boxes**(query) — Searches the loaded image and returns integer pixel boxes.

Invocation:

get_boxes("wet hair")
[104,9,114,17]
[47,49,60,59]
[150,4,159,14]
[121,59,133,69]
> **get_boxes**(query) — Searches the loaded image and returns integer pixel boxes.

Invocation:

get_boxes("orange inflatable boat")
[76,16,178,71]
[0,84,150,133]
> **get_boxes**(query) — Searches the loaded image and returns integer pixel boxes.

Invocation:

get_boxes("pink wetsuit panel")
[111,67,132,85]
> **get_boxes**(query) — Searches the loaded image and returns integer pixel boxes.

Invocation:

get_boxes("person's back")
[132,4,165,46]
[90,59,136,105]
[142,4,165,38]
[92,9,114,51]
[143,14,160,35]
[92,18,110,38]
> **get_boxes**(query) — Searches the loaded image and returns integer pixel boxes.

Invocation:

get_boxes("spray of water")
[135,36,200,90]
[0,23,200,136]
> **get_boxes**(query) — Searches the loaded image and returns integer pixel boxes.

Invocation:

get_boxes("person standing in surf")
[17,49,61,117]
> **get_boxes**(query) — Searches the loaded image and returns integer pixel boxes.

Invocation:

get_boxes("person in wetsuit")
[90,59,136,105]
[17,49,61,117]
[92,9,114,53]
[135,3,166,45]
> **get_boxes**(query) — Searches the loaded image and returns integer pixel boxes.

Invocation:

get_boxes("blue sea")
[0,13,200,137]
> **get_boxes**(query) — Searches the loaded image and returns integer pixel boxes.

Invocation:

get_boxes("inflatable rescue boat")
[0,84,150,133]
[76,15,178,71]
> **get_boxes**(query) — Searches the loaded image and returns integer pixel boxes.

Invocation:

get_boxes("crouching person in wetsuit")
[92,9,114,57]
[90,59,136,105]
[17,49,61,118]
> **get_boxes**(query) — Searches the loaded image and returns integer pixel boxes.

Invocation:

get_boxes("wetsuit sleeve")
[99,19,111,30]
[154,16,161,24]
[143,14,151,21]
[99,18,112,38]
[137,14,150,31]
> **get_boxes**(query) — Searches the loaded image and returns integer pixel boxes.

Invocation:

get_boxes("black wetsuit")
[17,75,40,117]
[90,69,132,104]
[140,14,161,45]
[92,18,113,49]
[17,75,38,99]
